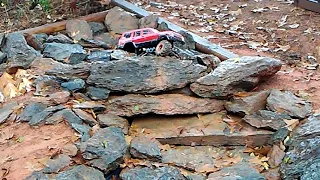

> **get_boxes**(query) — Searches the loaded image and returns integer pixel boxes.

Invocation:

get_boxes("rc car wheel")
[155,40,172,56]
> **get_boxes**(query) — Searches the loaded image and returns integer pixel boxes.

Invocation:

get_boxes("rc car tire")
[155,40,172,56]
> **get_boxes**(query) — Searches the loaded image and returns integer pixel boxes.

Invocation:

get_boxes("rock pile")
[0,6,315,180]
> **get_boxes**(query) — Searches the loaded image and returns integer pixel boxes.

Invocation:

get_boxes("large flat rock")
[107,94,225,117]
[120,166,186,180]
[87,57,207,94]
[130,113,273,146]
[190,56,281,98]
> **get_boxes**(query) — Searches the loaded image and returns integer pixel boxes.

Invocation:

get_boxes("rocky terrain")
[0,2,319,180]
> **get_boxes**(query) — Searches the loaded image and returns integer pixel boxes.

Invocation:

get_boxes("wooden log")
[17,10,109,35]
[111,0,238,60]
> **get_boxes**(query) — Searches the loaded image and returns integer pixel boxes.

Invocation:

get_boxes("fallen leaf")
[195,164,220,173]
[274,44,290,52]
[125,135,133,144]
[244,146,272,156]
[3,83,20,99]
[249,155,269,170]
[160,144,172,151]
[283,119,299,131]
[0,72,15,90]
[16,136,24,143]
[267,144,286,168]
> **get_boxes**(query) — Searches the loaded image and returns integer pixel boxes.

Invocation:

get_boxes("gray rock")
[97,114,129,134]
[26,33,48,50]
[88,22,106,35]
[120,166,186,180]
[43,154,71,173]
[243,110,291,131]
[267,89,312,119]
[3,33,41,69]
[94,33,119,48]
[87,57,207,93]
[0,33,5,47]
[73,109,98,126]
[104,7,139,34]
[45,109,83,125]
[130,136,162,161]
[54,165,105,180]
[269,127,290,145]
[66,20,93,41]
[110,49,129,60]
[225,90,270,116]
[178,31,196,50]
[73,101,106,111]
[87,50,111,62]
[0,102,18,124]
[33,76,62,97]
[196,54,220,70]
[86,86,110,100]
[43,43,86,62]
[71,123,91,142]
[61,78,86,92]
[190,56,282,98]
[78,39,110,49]
[0,51,6,64]
[17,102,47,122]
[33,33,48,43]
[280,114,320,180]
[138,14,159,29]
[172,47,196,60]
[208,162,266,180]
[68,53,87,65]
[29,105,65,126]
[158,22,170,31]
[62,144,78,157]
[49,91,70,104]
[81,127,128,173]
[46,33,73,44]
[24,171,50,180]
[187,174,206,180]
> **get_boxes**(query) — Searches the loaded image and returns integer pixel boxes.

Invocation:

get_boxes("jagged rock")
[268,127,290,145]
[225,91,270,116]
[78,39,110,49]
[33,76,62,96]
[73,101,106,111]
[30,58,91,80]
[45,109,83,125]
[68,53,87,65]
[110,49,129,60]
[25,33,48,51]
[196,54,220,70]
[17,102,47,122]
[120,166,186,180]
[25,171,50,180]
[88,22,106,35]
[86,86,110,100]
[33,33,48,44]
[94,33,119,48]
[54,165,105,180]
[178,31,196,50]
[190,56,282,98]
[66,20,93,41]
[208,162,266,180]
[43,43,86,62]
[61,78,86,92]
[49,91,70,104]
[243,110,292,131]
[172,47,197,60]
[0,102,18,124]
[97,113,129,134]
[73,109,98,126]
[62,144,78,157]
[87,50,111,62]
[81,127,128,173]
[46,33,73,44]
[267,89,312,119]
[107,94,224,117]
[0,51,7,64]
[130,136,162,161]
[3,33,41,69]
[280,114,320,180]
[138,14,159,29]
[43,154,72,173]
[87,57,207,93]
[158,21,170,31]
[29,105,65,126]
[71,123,91,142]
[104,7,139,34]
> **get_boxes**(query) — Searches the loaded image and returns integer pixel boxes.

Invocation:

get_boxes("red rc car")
[118,28,185,56]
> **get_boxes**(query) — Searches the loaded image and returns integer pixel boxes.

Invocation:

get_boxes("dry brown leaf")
[195,164,220,173]
[90,124,100,136]
[283,119,299,131]
[249,155,269,170]
[267,144,286,168]
[0,72,15,90]
[125,135,133,144]
[234,91,251,97]
[3,83,20,99]
[160,144,172,151]
[274,44,291,52]
[223,117,243,133]
[18,78,32,93]
[244,146,272,156]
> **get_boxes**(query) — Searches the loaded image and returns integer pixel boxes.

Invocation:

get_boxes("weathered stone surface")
[71,123,91,142]
[158,21,170,31]
[110,49,129,60]
[208,162,265,180]
[267,89,312,119]
[94,33,119,48]
[268,144,285,168]
[43,43,86,62]
[46,109,83,125]
[280,114,320,180]
[86,86,110,100]
[130,136,162,161]
[107,94,224,116]
[29,105,65,126]
[73,101,106,111]
[196,54,220,70]
[62,144,78,157]
[25,171,50,180]
[87,50,111,62]
[25,33,48,50]
[73,109,98,126]
[78,38,110,49]
[17,102,47,122]
[88,22,106,35]
[243,110,291,131]
[46,33,73,44]
[262,168,281,180]
[187,174,207,180]
[30,58,91,80]
[43,154,72,173]
[172,47,197,60]
[225,90,270,116]
[0,51,7,64]
[33,76,62,96]
[97,113,129,134]
[66,20,93,41]
[138,14,159,29]
[68,53,87,65]
[87,57,207,93]
[3,33,41,69]
[190,56,282,98]
[81,127,128,172]
[178,31,196,50]
[104,7,139,34]
[130,113,273,146]
[54,165,105,180]
[0,102,18,124]
[49,91,70,104]
[0,33,5,47]
[120,166,186,180]
[61,78,86,92]
[268,127,290,145]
